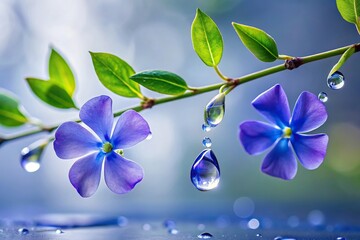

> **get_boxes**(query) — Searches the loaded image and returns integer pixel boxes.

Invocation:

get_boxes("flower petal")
[261,138,297,180]
[112,110,150,149]
[104,152,143,194]
[291,133,329,170]
[79,95,114,142]
[239,121,282,155]
[69,152,105,198]
[252,84,291,128]
[54,122,100,159]
[290,91,328,133]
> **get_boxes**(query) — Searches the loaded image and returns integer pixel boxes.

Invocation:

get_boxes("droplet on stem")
[191,149,220,191]
[327,71,345,90]
[204,93,225,128]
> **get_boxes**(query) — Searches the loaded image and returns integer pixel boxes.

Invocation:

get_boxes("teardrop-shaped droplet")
[20,138,49,173]
[327,71,345,90]
[318,92,328,102]
[204,93,225,127]
[191,149,220,191]
[202,137,212,148]
[202,123,212,132]
[198,232,213,239]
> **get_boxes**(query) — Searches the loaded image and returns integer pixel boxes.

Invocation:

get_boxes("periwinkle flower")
[54,95,150,197]
[239,84,329,180]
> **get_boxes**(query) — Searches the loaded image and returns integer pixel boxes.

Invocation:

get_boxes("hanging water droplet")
[146,132,153,140]
[202,123,211,132]
[204,93,225,127]
[202,137,212,148]
[18,228,30,235]
[198,232,213,239]
[327,71,345,90]
[55,229,64,234]
[191,149,220,191]
[20,138,49,173]
[318,92,328,102]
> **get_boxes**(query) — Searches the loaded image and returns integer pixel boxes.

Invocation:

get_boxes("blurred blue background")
[0,0,359,220]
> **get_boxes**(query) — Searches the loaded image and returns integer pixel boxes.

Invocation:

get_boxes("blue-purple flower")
[53,95,150,197]
[239,84,329,180]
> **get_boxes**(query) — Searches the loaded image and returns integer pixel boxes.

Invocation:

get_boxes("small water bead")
[191,149,220,191]
[168,228,179,235]
[55,229,64,234]
[204,93,225,127]
[336,237,346,240]
[327,71,345,90]
[256,233,263,237]
[202,137,212,148]
[202,123,211,132]
[20,139,49,173]
[318,92,328,103]
[18,228,30,235]
[198,232,213,239]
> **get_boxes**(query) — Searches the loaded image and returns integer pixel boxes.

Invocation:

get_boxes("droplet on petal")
[20,138,49,173]
[327,71,345,90]
[191,149,220,191]
[318,92,328,102]
[202,137,212,148]
[204,93,225,127]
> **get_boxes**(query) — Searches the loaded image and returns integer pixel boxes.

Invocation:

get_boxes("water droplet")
[142,223,151,231]
[202,137,212,148]
[274,237,282,240]
[202,123,211,132]
[146,132,153,140]
[248,218,260,229]
[191,149,220,191]
[318,92,328,102]
[55,229,63,234]
[336,237,346,240]
[204,93,225,127]
[168,228,179,235]
[198,232,213,239]
[20,139,49,173]
[274,237,296,240]
[18,228,30,235]
[256,233,263,237]
[327,71,345,90]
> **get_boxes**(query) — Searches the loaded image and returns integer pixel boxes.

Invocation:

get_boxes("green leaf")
[191,9,223,67]
[0,90,28,127]
[130,70,188,95]
[90,52,143,98]
[337,0,360,33]
[232,22,279,62]
[49,49,76,96]
[26,78,77,109]
[328,46,355,77]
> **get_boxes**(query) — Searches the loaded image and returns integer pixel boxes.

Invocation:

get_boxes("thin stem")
[3,42,360,142]
[214,66,230,81]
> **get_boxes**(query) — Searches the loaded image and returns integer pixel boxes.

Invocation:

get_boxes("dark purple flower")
[53,95,150,197]
[239,84,329,180]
